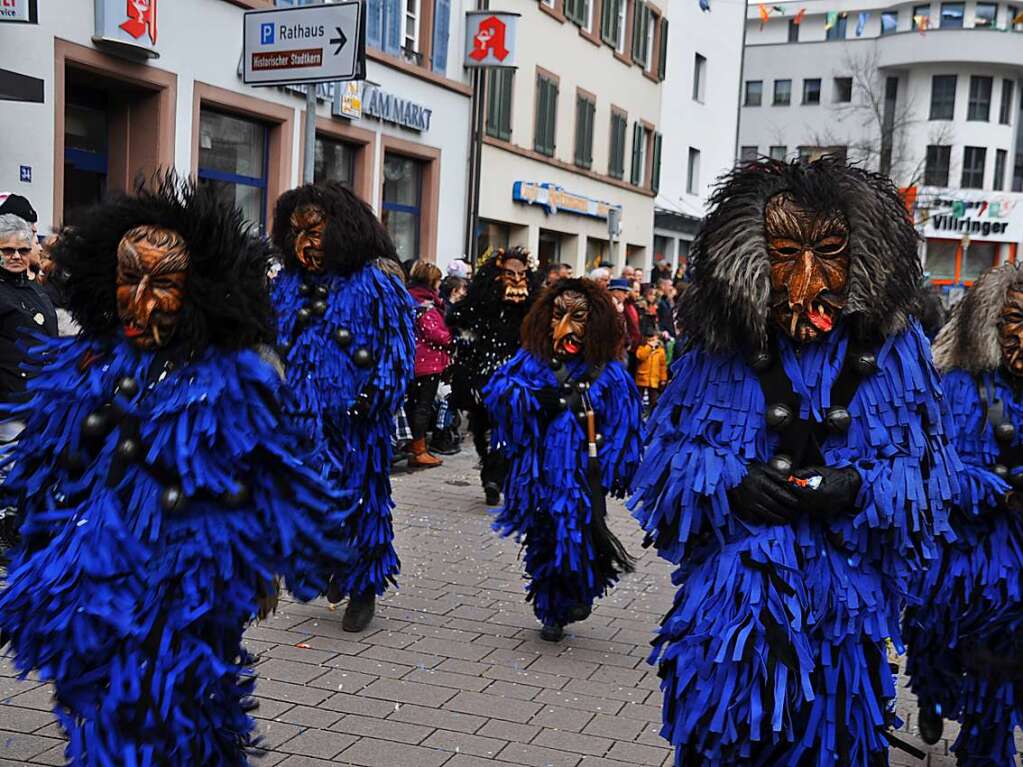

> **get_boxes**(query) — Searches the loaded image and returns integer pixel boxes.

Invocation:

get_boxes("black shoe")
[569,604,591,623]
[429,434,462,456]
[540,624,565,642]
[484,483,501,506]
[342,592,376,632]
[917,705,944,745]
[326,574,345,605]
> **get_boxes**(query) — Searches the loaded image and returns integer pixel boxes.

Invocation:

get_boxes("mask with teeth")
[551,290,589,357]
[765,193,850,344]
[498,255,530,304]
[291,204,326,273]
[998,288,1023,377]
[115,225,189,349]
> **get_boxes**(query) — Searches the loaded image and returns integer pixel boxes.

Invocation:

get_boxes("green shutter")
[610,114,624,178]
[632,2,649,64]
[574,98,584,166]
[534,76,546,154]
[630,122,642,184]
[566,0,584,25]
[547,80,558,154]
[500,70,513,141]
[601,0,615,43]
[485,70,499,139]
[651,132,662,193]
[657,18,668,80]
[585,101,595,167]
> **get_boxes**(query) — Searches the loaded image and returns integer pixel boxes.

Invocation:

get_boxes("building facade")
[0,0,471,268]
[653,0,745,277]
[474,0,667,276]
[740,0,1023,292]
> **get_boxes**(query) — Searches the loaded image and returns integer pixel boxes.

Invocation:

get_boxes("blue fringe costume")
[485,349,642,628]
[631,319,956,766]
[0,336,352,766]
[273,265,414,598]
[904,369,1023,766]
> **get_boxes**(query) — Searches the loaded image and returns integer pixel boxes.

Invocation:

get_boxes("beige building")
[475,0,667,275]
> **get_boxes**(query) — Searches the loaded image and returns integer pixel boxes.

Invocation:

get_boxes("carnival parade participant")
[629,158,957,766]
[904,262,1023,766]
[447,247,535,506]
[485,279,642,642]
[271,181,415,633]
[0,176,352,766]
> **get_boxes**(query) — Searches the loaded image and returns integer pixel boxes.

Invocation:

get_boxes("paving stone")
[536,687,626,715]
[403,667,492,692]
[606,739,671,765]
[496,740,582,767]
[258,659,331,686]
[477,719,542,743]
[329,713,432,744]
[482,679,542,701]
[529,703,596,732]
[307,668,376,694]
[338,736,451,767]
[274,705,343,729]
[582,712,647,741]
[421,728,507,758]
[533,727,614,756]
[389,702,488,733]
[445,691,543,723]
[277,729,357,758]
[361,678,458,708]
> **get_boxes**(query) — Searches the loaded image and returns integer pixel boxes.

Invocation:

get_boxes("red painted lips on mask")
[552,290,589,358]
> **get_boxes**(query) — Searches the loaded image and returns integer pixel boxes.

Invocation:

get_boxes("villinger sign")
[242,2,365,87]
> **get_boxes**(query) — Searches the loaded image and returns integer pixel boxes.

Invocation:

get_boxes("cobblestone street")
[0,449,970,766]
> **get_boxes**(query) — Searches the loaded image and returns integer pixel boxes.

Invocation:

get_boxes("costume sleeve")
[940,369,1009,516]
[628,348,766,564]
[597,362,643,498]
[635,344,653,363]
[365,270,416,415]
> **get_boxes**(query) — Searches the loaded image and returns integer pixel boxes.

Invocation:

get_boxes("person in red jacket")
[406,261,452,467]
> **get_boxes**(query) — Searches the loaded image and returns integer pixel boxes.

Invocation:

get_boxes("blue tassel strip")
[483,351,642,625]
[272,265,415,597]
[0,335,354,766]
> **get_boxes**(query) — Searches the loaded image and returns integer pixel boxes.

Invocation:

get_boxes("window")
[600,0,626,50]
[826,13,848,39]
[940,2,964,27]
[1000,79,1015,125]
[693,53,707,102]
[930,75,957,120]
[632,1,653,67]
[574,94,596,169]
[381,153,423,261]
[968,76,993,121]
[314,136,356,188]
[404,0,420,53]
[367,0,405,57]
[745,80,763,107]
[927,240,957,281]
[924,145,951,186]
[834,77,853,103]
[881,9,898,33]
[609,111,627,179]
[803,78,822,105]
[769,145,787,160]
[657,18,669,80]
[431,0,452,72]
[534,73,558,157]
[788,18,800,41]
[63,90,109,222]
[960,241,999,283]
[565,0,589,26]
[961,146,987,188]
[485,68,514,141]
[1011,5,1023,31]
[798,145,847,163]
[880,76,899,175]
[974,2,997,26]
[630,123,648,186]
[197,109,268,229]
[995,148,1008,190]
[773,79,792,106]
[686,147,700,195]
[740,146,758,161]
[913,4,930,28]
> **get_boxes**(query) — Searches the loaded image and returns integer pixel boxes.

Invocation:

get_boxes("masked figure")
[447,248,535,505]
[271,182,414,633]
[484,279,642,642]
[904,264,1023,766]
[0,177,351,766]
[629,159,957,766]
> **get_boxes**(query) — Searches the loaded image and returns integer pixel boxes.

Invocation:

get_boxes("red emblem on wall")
[470,16,509,62]
[120,0,157,45]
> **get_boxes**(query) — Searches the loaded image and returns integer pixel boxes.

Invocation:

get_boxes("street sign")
[242,2,365,87]
[0,0,38,24]
[464,11,519,68]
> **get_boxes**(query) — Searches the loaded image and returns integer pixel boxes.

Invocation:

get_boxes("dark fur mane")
[678,158,922,353]
[446,249,536,332]
[271,181,397,276]
[521,278,623,366]
[53,173,275,354]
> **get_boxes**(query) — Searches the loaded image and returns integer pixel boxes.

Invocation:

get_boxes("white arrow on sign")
[242,2,365,87]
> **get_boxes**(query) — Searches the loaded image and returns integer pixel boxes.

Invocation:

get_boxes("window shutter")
[652,132,662,193]
[431,0,451,72]
[601,0,614,42]
[548,80,559,154]
[586,101,595,167]
[384,0,402,54]
[632,2,643,60]
[657,18,668,80]
[574,98,585,166]
[486,70,500,138]
[500,70,513,141]
[630,122,642,185]
[367,0,384,50]
[535,78,546,153]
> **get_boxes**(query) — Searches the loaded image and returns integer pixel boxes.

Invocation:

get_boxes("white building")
[0,0,472,269]
[474,0,667,276]
[740,0,1023,290]
[653,0,745,276]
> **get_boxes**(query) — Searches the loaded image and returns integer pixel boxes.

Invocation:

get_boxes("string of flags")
[752,3,1023,32]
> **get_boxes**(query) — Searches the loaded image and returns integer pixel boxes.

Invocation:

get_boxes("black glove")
[728,463,801,526]
[533,387,566,420]
[787,466,861,517]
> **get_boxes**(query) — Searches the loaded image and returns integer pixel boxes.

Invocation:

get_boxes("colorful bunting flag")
[856,11,869,35]
[794,8,807,23]
[772,5,785,13]
[759,4,771,23]
[914,14,929,32]
[699,0,711,11]
[825,10,837,29]
[1012,9,1023,23]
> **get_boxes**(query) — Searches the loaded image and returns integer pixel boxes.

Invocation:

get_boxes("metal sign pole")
[468,69,486,267]
[304,85,317,184]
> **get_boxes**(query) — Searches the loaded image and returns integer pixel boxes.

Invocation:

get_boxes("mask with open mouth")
[115,225,189,350]
[999,288,1023,377]
[498,255,530,304]
[551,290,589,357]
[765,193,850,344]
[291,204,326,273]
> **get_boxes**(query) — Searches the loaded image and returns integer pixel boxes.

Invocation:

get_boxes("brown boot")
[408,438,443,468]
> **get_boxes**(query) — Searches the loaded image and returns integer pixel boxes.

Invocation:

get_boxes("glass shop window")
[381,153,423,262]
[198,109,268,230]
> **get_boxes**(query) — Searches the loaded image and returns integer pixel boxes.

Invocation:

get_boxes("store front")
[197,109,269,229]
[382,152,424,262]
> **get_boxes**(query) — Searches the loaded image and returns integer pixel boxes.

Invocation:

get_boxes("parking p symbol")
[261,23,275,44]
